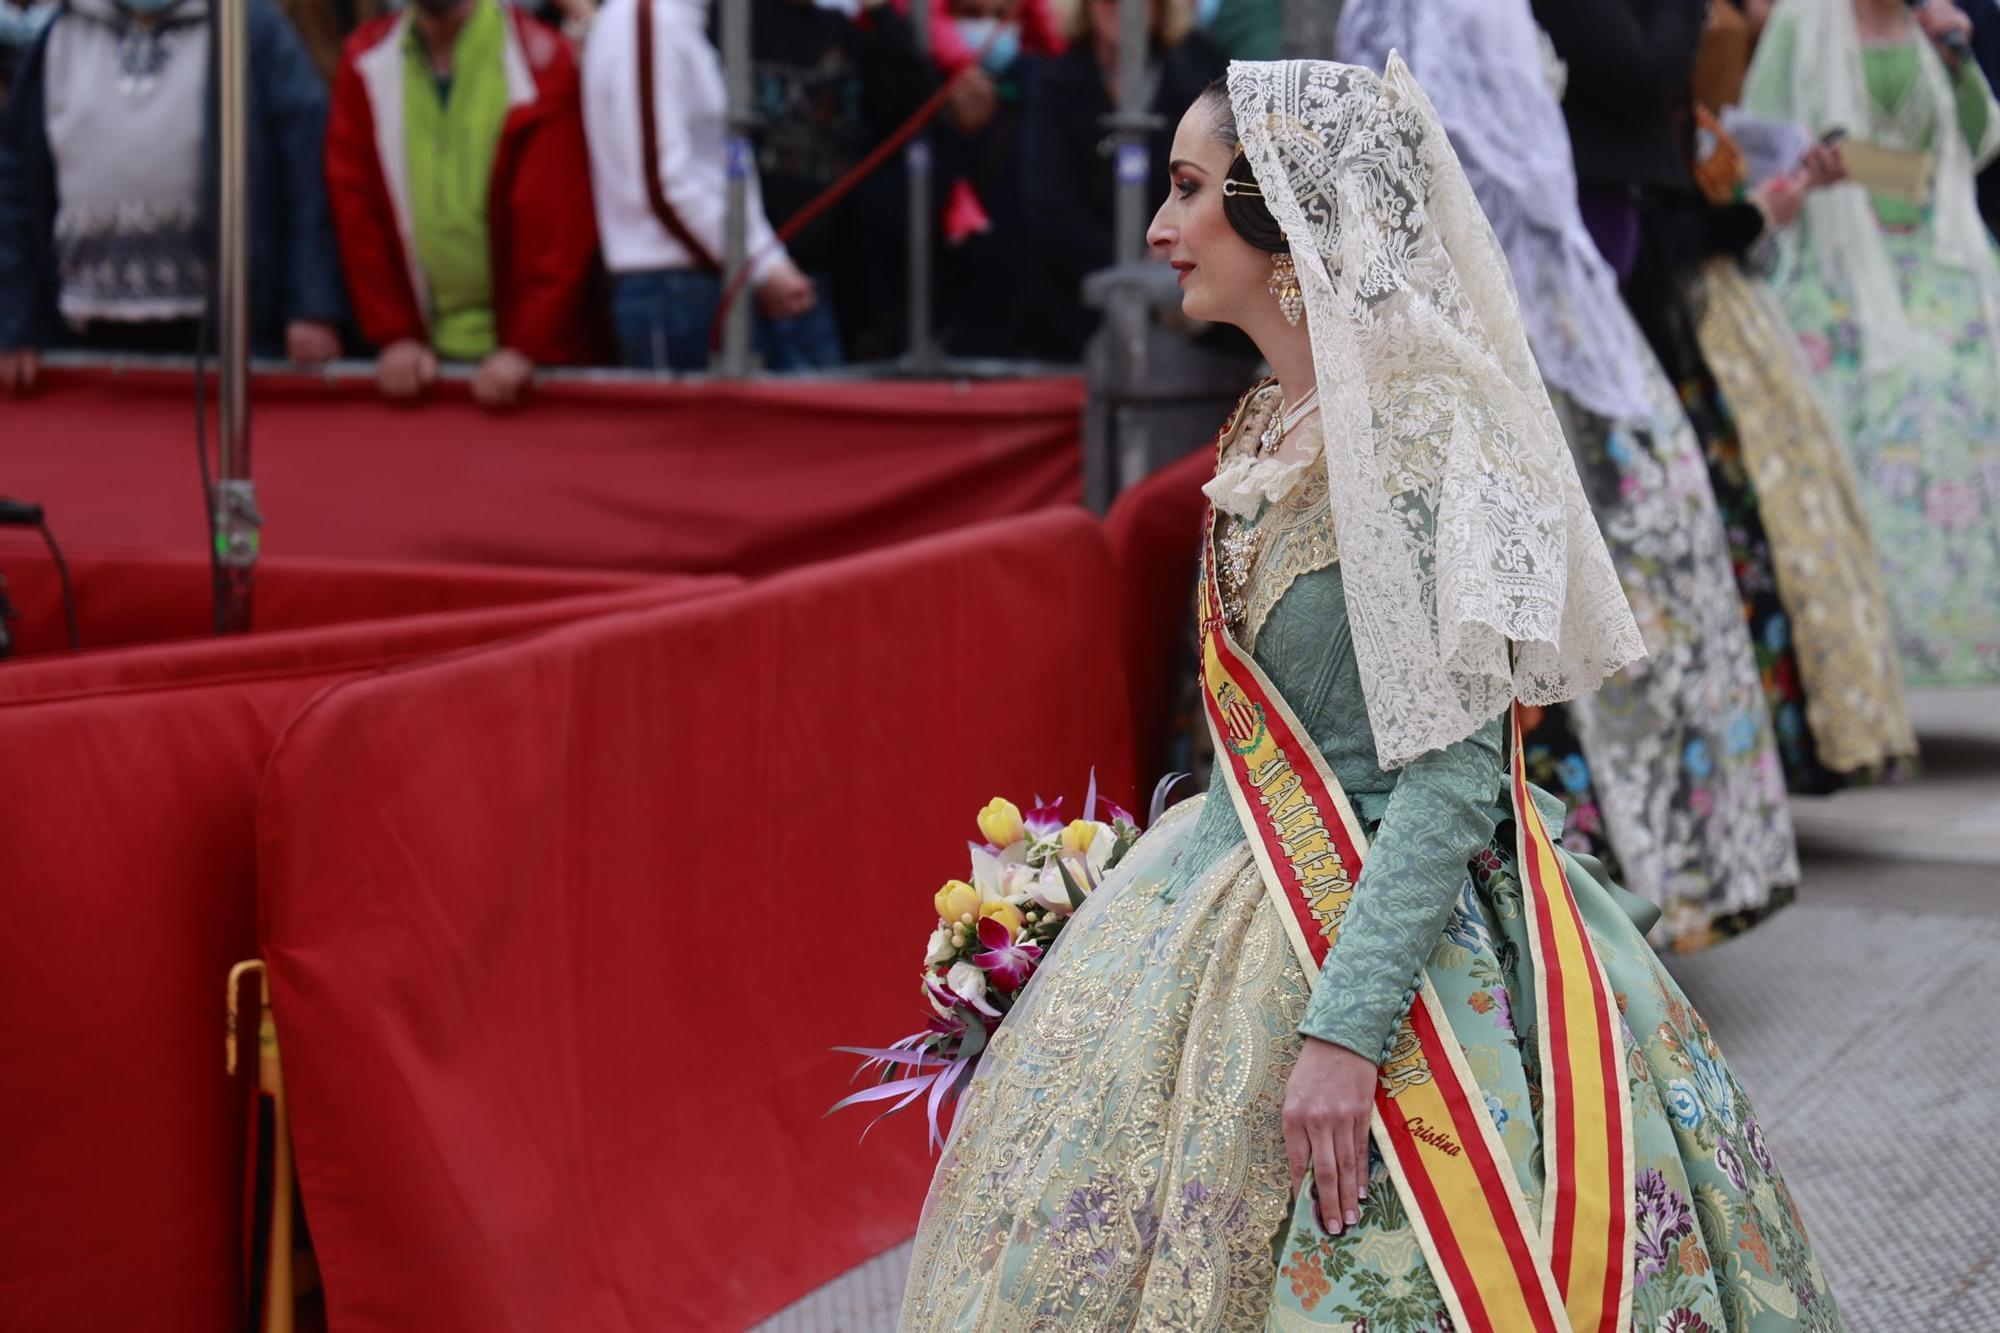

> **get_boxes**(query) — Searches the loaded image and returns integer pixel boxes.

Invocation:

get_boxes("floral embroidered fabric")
[900,382,1845,1331]
[1692,262,1916,775]
[1746,5,2000,684]
[1548,372,1802,952]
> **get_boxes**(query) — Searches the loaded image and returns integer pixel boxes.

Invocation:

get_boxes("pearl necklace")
[1258,384,1321,455]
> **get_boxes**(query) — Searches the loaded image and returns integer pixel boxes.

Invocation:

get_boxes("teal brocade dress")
[899,407,1843,1332]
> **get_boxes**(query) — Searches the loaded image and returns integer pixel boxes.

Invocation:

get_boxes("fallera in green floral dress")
[1746,18,2000,684]
[899,393,1843,1332]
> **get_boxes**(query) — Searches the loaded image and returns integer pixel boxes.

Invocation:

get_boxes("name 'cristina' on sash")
[1404,1116,1463,1157]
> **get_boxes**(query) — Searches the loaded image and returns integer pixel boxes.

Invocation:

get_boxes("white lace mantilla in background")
[1335,0,1655,427]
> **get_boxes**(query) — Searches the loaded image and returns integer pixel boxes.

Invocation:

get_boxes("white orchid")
[837,771,1174,1151]
[1025,861,1075,916]
[946,960,988,1007]
[969,842,1038,906]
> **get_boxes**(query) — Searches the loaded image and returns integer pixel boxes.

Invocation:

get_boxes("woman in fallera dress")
[899,59,1844,1332]
[1338,0,1821,953]
[1745,0,2000,683]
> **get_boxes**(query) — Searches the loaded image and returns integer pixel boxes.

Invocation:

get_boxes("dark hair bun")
[1222,151,1289,255]
[1197,80,1288,255]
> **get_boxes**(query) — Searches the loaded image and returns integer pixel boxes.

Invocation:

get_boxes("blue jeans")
[610,268,843,373]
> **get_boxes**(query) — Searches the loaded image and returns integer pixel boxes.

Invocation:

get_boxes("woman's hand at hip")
[1283,1035,1377,1235]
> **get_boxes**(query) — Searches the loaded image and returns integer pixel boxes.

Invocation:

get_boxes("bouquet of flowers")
[832,773,1179,1149]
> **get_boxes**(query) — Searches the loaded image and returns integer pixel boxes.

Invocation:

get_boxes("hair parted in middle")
[1196,79,1289,255]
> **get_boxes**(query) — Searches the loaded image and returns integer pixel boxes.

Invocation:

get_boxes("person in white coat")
[580,0,831,371]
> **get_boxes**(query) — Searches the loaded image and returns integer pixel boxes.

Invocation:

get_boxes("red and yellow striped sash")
[1196,502,1633,1333]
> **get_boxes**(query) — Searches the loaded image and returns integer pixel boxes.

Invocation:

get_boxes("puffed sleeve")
[1297,714,1506,1063]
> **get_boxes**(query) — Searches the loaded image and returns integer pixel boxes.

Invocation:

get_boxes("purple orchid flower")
[1084,767,1140,832]
[1024,796,1065,840]
[974,916,1044,992]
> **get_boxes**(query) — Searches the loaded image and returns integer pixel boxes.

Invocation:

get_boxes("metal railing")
[190,0,1349,586]
[212,0,258,632]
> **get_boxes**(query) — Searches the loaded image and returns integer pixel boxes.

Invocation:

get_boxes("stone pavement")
[760,687,2000,1332]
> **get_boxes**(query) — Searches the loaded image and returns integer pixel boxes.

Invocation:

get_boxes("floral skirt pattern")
[1547,376,1799,952]
[1768,220,2000,684]
[1694,263,1916,781]
[900,796,1844,1332]
[1674,361,1828,794]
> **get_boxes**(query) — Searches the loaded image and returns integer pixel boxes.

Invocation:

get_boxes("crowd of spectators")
[7,0,2000,404]
[0,0,1258,403]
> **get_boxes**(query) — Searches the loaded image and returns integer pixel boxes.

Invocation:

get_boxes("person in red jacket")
[326,0,598,408]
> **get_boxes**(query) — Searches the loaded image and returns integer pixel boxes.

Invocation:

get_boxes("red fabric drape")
[0,538,649,663]
[3,368,1083,575]
[0,576,731,1333]
[1104,444,1215,795]
[257,509,1138,1332]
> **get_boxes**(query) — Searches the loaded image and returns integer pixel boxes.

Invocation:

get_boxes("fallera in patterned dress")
[900,384,1845,1332]
[1745,0,2000,685]
[1338,0,1807,951]
[902,57,1844,1331]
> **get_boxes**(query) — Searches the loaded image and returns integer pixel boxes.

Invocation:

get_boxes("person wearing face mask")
[889,0,1061,93]
[913,0,1061,356]
[325,0,599,408]
[0,0,344,394]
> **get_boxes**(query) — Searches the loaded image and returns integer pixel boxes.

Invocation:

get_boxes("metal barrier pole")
[904,0,937,371]
[720,0,754,376]
[213,0,259,633]
[1107,0,1153,266]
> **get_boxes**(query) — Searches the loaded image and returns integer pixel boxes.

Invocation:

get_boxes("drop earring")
[1268,251,1302,326]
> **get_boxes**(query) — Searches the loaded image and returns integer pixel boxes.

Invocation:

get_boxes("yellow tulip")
[1060,819,1099,855]
[977,797,1026,847]
[979,899,1025,938]
[934,879,980,924]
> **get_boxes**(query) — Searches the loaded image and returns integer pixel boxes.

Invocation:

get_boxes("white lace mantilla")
[1227,58,1646,769]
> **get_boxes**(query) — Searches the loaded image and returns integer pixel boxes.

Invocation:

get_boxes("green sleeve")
[1954,57,1999,156]
[1298,716,1507,1063]
[1741,8,1797,120]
